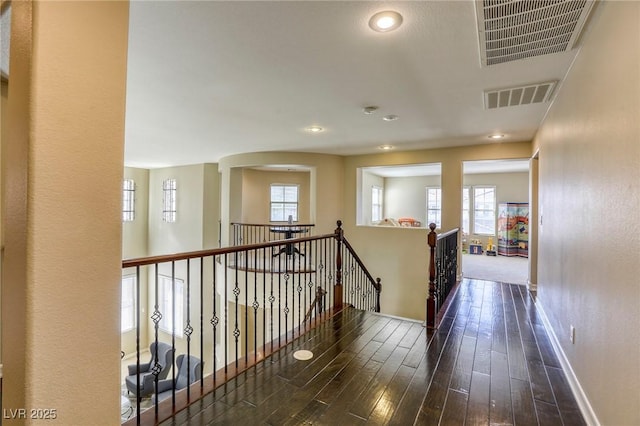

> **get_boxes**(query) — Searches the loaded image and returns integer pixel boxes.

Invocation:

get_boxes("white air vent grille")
[476,0,596,66]
[484,81,557,109]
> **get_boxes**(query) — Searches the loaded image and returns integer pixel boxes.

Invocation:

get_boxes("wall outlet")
[570,325,576,344]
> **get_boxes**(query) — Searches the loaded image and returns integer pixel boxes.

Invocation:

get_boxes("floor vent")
[484,81,557,109]
[476,0,596,66]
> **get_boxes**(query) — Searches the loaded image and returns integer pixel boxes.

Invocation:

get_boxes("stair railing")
[121,220,379,425]
[335,220,382,313]
[230,222,315,246]
[426,223,459,328]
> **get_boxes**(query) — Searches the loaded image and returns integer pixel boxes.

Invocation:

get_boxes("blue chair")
[154,355,203,402]
[125,341,175,397]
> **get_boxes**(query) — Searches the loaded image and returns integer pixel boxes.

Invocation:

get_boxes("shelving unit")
[497,202,529,257]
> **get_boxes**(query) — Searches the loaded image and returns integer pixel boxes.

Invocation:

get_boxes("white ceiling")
[124,1,588,168]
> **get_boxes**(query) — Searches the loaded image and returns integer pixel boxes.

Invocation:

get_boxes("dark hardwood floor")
[160,279,585,425]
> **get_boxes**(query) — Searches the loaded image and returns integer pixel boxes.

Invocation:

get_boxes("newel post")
[334,220,344,309]
[426,223,437,328]
[375,278,382,313]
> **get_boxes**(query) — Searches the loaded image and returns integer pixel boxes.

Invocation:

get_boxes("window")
[371,186,383,222]
[462,186,470,234]
[473,186,496,235]
[270,184,298,222]
[426,187,442,228]
[122,179,135,222]
[121,275,136,332]
[158,275,184,337]
[162,179,177,222]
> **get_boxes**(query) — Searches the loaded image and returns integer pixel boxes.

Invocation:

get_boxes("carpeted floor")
[462,253,529,285]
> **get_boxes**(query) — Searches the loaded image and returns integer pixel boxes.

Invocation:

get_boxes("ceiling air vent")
[476,0,596,66]
[484,81,557,109]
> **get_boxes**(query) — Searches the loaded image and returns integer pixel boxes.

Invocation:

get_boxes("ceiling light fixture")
[488,134,505,139]
[378,144,394,151]
[369,11,403,33]
[382,114,398,121]
[363,106,379,115]
[306,126,324,133]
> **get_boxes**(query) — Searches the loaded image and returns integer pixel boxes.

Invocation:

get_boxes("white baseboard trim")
[527,279,537,292]
[536,299,600,426]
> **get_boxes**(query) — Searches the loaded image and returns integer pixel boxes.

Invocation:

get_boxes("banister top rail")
[122,232,335,268]
[231,222,316,227]
[437,227,460,241]
[341,237,381,292]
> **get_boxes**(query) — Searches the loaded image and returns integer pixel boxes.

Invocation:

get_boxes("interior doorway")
[461,159,530,285]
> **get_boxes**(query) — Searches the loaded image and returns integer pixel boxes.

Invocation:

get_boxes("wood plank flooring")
[159,279,585,425]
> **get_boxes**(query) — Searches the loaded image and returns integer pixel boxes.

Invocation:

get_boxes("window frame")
[472,185,497,235]
[123,179,136,222]
[462,186,470,234]
[371,185,383,223]
[270,184,299,222]
[162,178,177,222]
[158,275,184,338]
[121,275,137,333]
[426,186,442,229]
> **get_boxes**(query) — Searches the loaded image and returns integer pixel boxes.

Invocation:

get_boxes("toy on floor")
[469,238,483,255]
[486,237,497,256]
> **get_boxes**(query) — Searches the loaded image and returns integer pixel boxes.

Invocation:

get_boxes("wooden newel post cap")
[336,220,342,228]
[428,223,437,247]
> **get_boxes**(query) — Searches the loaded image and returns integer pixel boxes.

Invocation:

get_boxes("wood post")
[426,223,437,328]
[334,220,344,309]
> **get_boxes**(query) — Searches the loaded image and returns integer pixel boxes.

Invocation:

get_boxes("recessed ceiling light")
[363,106,379,115]
[382,114,398,121]
[378,144,394,151]
[488,134,505,139]
[369,11,403,33]
[306,126,324,133]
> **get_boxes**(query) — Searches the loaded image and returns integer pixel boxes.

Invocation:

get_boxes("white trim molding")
[527,279,537,292]
[536,299,600,426]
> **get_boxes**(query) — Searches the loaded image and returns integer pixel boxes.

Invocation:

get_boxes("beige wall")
[0,77,6,361]
[534,3,640,425]
[144,162,220,251]
[384,174,441,225]
[219,152,344,245]
[241,168,311,224]
[1,1,129,423]
[203,163,220,249]
[343,142,532,321]
[464,172,529,204]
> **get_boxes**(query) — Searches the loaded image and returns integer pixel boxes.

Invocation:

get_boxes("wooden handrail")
[230,222,316,227]
[341,237,382,293]
[122,232,335,268]
[334,220,381,312]
[437,227,460,240]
